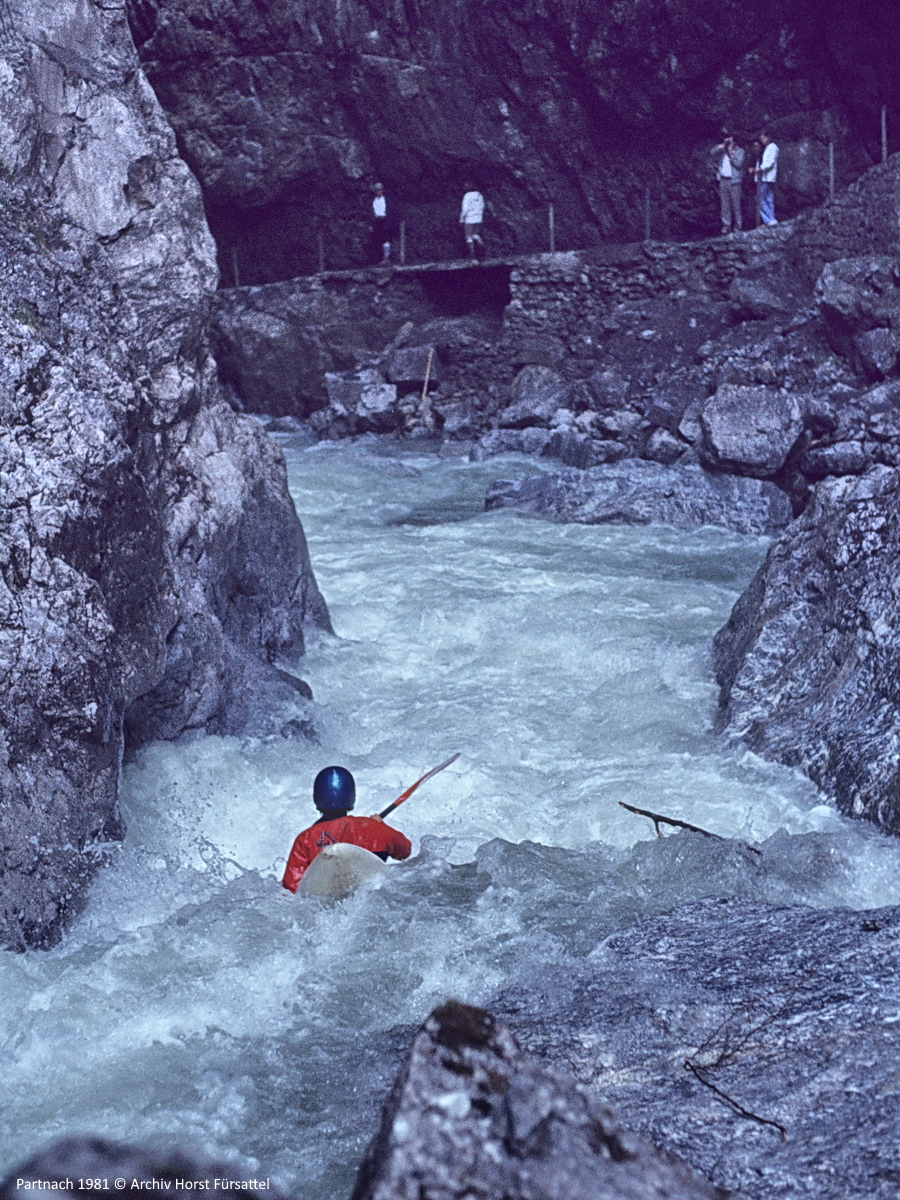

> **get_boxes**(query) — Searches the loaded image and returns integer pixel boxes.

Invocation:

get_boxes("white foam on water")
[2,438,899,1198]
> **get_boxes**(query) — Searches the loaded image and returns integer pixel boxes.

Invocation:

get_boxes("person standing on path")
[459,182,485,259]
[370,182,396,264]
[745,138,763,226]
[754,132,779,226]
[711,134,745,234]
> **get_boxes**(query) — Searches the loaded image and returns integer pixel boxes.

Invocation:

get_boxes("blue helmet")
[313,766,356,812]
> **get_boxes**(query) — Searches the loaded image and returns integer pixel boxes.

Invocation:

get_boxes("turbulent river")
[4,438,900,1197]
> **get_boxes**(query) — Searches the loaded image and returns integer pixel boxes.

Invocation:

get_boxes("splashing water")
[3,437,899,1198]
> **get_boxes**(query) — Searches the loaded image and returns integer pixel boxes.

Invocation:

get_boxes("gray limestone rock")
[854,325,900,379]
[492,897,900,1200]
[699,385,804,477]
[645,427,688,464]
[324,369,403,432]
[798,440,870,479]
[486,460,791,535]
[386,344,440,385]
[713,465,900,834]
[213,299,333,414]
[0,0,329,948]
[351,1001,728,1200]
[498,365,566,428]
[815,256,900,379]
[540,430,628,469]
[0,1138,288,1199]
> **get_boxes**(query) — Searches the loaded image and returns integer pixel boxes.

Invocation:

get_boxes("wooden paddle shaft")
[379,752,460,819]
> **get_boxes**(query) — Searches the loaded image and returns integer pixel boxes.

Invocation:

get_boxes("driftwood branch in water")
[684,1059,788,1141]
[618,801,763,855]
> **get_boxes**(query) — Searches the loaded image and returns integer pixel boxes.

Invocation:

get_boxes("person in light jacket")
[753,132,779,226]
[459,182,485,259]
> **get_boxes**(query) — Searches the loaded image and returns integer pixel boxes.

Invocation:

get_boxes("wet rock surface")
[713,466,900,835]
[0,0,328,948]
[351,1000,728,1200]
[485,461,791,535]
[0,1139,288,1199]
[492,896,900,1200]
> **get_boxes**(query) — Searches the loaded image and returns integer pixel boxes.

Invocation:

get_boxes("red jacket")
[282,815,412,893]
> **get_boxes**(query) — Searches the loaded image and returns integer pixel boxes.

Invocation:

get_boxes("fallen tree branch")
[618,801,762,855]
[684,1059,787,1141]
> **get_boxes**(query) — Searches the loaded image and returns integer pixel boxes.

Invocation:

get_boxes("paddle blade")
[379,752,460,819]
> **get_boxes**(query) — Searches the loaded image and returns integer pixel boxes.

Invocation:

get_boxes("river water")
[3,438,900,1197]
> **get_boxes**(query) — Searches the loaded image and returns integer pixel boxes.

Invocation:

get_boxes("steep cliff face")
[125,0,900,284]
[713,468,900,835]
[0,0,328,949]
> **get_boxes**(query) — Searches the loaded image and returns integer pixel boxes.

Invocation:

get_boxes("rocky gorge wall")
[125,0,900,284]
[0,0,329,950]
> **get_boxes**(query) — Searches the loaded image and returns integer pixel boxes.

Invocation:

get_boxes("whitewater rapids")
[3,437,900,1199]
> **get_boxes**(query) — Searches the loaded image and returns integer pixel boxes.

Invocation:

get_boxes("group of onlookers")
[366,135,781,267]
[711,130,780,235]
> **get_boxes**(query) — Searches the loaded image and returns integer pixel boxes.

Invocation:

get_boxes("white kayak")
[298,842,389,898]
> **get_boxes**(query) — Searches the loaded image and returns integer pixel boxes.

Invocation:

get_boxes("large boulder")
[351,1001,727,1200]
[212,297,333,414]
[486,460,791,535]
[815,256,900,379]
[498,365,565,428]
[699,385,804,477]
[713,465,900,834]
[385,343,440,385]
[492,897,900,1200]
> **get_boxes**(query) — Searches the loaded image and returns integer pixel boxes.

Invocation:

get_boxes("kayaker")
[282,765,412,892]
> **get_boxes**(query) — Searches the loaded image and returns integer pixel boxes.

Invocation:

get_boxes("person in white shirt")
[753,132,779,226]
[710,134,745,234]
[459,182,485,259]
[370,182,394,264]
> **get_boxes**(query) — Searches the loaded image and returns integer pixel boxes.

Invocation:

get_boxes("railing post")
[231,245,240,288]
[400,219,406,264]
[548,203,555,252]
[643,186,650,242]
[882,105,888,163]
[828,141,835,200]
[317,229,325,274]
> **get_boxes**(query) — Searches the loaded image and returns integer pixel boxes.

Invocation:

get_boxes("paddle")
[378,753,460,820]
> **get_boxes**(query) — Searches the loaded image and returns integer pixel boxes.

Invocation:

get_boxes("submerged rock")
[485,460,791,535]
[713,466,900,835]
[351,1000,727,1200]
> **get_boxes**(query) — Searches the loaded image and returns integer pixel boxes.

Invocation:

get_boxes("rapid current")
[4,437,900,1197]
